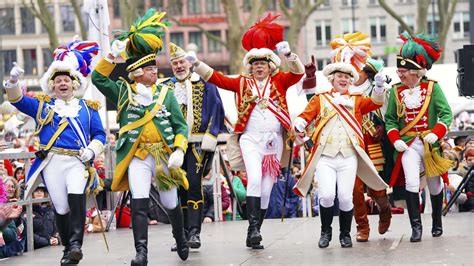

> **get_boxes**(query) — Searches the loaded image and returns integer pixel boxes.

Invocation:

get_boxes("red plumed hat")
[241,13,284,51]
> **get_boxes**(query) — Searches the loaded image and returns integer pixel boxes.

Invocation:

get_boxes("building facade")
[0,0,470,90]
[303,0,470,69]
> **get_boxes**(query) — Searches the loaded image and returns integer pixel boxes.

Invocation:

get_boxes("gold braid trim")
[187,200,204,209]
[33,93,52,102]
[34,100,54,135]
[139,142,189,191]
[394,86,405,118]
[119,77,139,107]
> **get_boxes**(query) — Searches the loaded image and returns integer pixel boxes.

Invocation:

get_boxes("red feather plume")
[241,13,284,51]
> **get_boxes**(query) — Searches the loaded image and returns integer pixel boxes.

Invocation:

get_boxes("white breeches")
[128,155,178,209]
[315,154,357,212]
[401,137,443,195]
[42,154,87,215]
[240,131,283,209]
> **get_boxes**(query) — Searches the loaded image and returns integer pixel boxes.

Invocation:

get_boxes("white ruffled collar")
[52,97,81,118]
[401,86,423,109]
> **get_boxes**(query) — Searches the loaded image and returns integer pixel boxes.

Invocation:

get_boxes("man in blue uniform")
[163,42,227,250]
[4,40,106,265]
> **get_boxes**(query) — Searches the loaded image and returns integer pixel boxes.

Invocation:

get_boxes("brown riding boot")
[353,177,369,242]
[370,189,392,235]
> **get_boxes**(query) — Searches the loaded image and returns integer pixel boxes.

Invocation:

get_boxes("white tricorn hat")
[242,48,281,73]
[322,62,359,82]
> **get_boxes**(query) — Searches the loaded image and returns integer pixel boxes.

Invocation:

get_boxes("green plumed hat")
[112,8,171,72]
[397,32,442,70]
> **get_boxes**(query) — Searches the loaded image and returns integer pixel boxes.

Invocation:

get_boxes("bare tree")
[24,0,58,52]
[378,0,458,62]
[167,0,271,74]
[278,0,324,55]
[69,0,88,40]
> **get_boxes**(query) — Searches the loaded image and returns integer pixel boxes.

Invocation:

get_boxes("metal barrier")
[0,151,49,253]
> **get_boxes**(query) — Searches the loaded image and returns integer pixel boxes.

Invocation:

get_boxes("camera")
[35,149,49,160]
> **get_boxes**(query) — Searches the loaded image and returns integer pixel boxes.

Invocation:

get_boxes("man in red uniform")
[186,14,304,249]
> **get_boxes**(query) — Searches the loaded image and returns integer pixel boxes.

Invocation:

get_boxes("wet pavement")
[3,212,473,265]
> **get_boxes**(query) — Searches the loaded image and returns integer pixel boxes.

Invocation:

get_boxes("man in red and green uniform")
[385,32,452,243]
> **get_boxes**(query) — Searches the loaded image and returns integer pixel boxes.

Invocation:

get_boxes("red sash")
[323,93,364,144]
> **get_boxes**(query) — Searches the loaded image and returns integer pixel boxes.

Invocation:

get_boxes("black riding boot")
[339,209,353,248]
[56,212,76,265]
[406,191,423,242]
[171,206,188,252]
[68,194,86,263]
[167,205,189,261]
[187,202,203,249]
[131,198,149,266]
[318,205,334,248]
[430,191,443,237]
[245,197,262,248]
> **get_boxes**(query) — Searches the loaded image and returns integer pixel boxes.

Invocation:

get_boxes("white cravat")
[52,97,81,118]
[135,83,153,107]
[401,86,423,109]
[331,92,354,108]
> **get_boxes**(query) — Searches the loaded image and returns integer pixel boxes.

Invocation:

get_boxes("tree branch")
[69,0,87,40]
[378,0,414,35]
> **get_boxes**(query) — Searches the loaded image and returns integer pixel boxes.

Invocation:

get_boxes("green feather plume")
[113,8,171,58]
[399,32,442,69]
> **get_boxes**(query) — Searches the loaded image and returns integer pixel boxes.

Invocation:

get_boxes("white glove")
[10,62,24,82]
[393,140,409,152]
[423,133,438,144]
[185,51,198,66]
[168,148,184,169]
[293,117,308,133]
[110,39,129,58]
[276,41,291,56]
[373,73,386,94]
[80,148,95,163]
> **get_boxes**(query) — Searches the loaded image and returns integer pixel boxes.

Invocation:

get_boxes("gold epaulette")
[156,77,171,85]
[86,100,101,110]
[33,93,52,102]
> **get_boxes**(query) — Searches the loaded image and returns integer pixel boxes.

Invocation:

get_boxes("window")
[1,50,17,76]
[368,0,377,5]
[453,12,470,39]
[208,31,222,53]
[398,15,414,34]
[112,0,120,18]
[61,5,75,32]
[243,0,251,12]
[169,1,183,15]
[23,49,38,75]
[189,32,203,52]
[41,5,54,33]
[43,48,53,72]
[316,58,330,70]
[266,0,276,11]
[206,0,220,13]
[370,16,386,43]
[320,0,331,8]
[0,8,15,35]
[170,32,184,48]
[21,8,35,34]
[398,0,414,3]
[427,14,440,35]
[283,0,293,8]
[188,0,201,15]
[149,0,163,9]
[342,18,358,33]
[342,0,358,7]
[315,20,331,46]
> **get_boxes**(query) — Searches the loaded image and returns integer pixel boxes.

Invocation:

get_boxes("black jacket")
[32,204,57,249]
